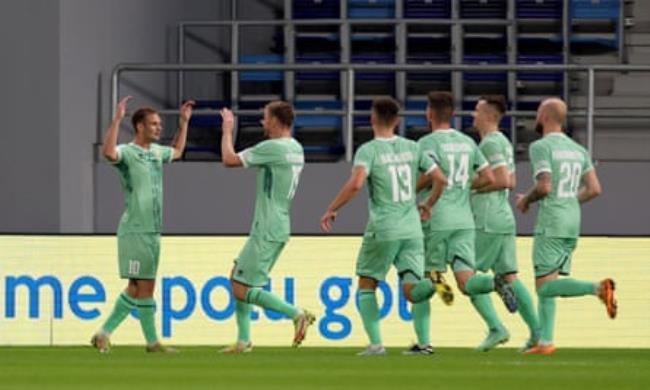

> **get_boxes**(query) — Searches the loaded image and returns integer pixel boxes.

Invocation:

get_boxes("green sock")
[470,293,502,330]
[245,288,300,319]
[538,295,556,343]
[358,289,382,345]
[465,274,494,295]
[100,291,136,335]
[511,279,540,335]
[136,297,158,345]
[409,279,436,303]
[538,278,597,297]
[235,300,252,343]
[411,301,431,346]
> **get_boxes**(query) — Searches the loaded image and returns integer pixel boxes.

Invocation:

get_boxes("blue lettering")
[5,275,63,319]
[68,276,106,320]
[201,277,234,320]
[319,277,352,340]
[162,276,196,337]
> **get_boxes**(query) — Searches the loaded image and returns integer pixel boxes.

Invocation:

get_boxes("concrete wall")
[0,0,61,232]
[95,161,650,236]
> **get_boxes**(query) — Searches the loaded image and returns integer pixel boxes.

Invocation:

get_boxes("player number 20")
[388,164,413,202]
[558,162,582,198]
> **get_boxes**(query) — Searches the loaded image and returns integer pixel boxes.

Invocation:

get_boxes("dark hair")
[372,97,401,126]
[131,107,158,131]
[426,91,454,123]
[479,95,507,116]
[267,101,295,128]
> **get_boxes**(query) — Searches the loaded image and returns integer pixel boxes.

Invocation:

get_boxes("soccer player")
[409,91,518,354]
[516,97,617,355]
[219,101,315,353]
[320,97,448,356]
[470,95,540,351]
[92,96,195,353]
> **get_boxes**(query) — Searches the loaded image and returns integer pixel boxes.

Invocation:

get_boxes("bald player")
[516,97,617,355]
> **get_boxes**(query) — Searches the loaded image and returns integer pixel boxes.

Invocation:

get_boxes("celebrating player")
[470,95,540,351]
[92,96,195,353]
[516,97,617,355]
[219,101,315,353]
[320,97,448,356]
[409,91,519,354]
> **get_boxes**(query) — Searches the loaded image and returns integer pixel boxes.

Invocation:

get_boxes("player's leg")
[397,238,435,354]
[471,230,510,351]
[525,235,562,354]
[92,233,143,352]
[493,234,540,350]
[355,237,392,355]
[231,236,314,347]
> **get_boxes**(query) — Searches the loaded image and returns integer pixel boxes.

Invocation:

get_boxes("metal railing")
[111,63,650,162]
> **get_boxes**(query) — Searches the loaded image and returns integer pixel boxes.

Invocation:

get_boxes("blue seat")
[351,53,396,81]
[405,0,451,18]
[404,100,428,128]
[293,100,343,128]
[239,54,284,82]
[516,0,563,19]
[293,0,340,19]
[296,53,341,81]
[188,100,225,128]
[348,0,395,18]
[463,54,507,82]
[571,0,619,19]
[517,54,564,82]
[460,0,507,18]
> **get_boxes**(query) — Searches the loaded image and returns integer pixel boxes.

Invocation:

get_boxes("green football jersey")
[353,136,436,241]
[417,129,488,232]
[529,132,594,238]
[112,143,174,234]
[471,131,516,234]
[238,137,304,242]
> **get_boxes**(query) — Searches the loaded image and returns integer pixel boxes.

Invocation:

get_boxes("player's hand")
[418,203,432,222]
[320,210,337,233]
[515,194,529,213]
[179,100,195,124]
[220,108,235,134]
[115,96,132,120]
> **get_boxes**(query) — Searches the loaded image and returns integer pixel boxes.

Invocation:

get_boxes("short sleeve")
[353,144,374,175]
[417,144,437,174]
[238,141,284,168]
[481,140,507,169]
[111,144,130,167]
[473,145,489,172]
[161,146,174,163]
[530,142,551,178]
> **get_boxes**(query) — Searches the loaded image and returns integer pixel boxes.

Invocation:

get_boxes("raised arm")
[320,167,367,232]
[219,108,244,167]
[516,172,551,213]
[578,169,602,204]
[171,100,195,160]
[102,96,132,162]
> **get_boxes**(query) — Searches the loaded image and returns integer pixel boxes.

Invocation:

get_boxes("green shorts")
[532,235,578,277]
[475,230,518,275]
[424,229,476,273]
[232,235,286,287]
[118,233,161,280]
[356,236,424,283]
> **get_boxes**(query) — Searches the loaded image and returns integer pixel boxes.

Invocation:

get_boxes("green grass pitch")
[1,347,648,389]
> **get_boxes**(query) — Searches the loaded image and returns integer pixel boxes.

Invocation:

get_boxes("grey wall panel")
[0,0,61,232]
[95,161,650,236]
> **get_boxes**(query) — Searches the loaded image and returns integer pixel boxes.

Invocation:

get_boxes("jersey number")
[447,154,470,189]
[388,164,413,202]
[287,166,302,200]
[558,162,582,198]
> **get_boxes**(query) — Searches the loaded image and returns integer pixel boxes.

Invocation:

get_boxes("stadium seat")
[405,0,451,19]
[516,0,563,19]
[239,54,284,82]
[293,0,340,19]
[348,0,396,19]
[293,100,345,159]
[460,0,507,19]
[570,0,621,51]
